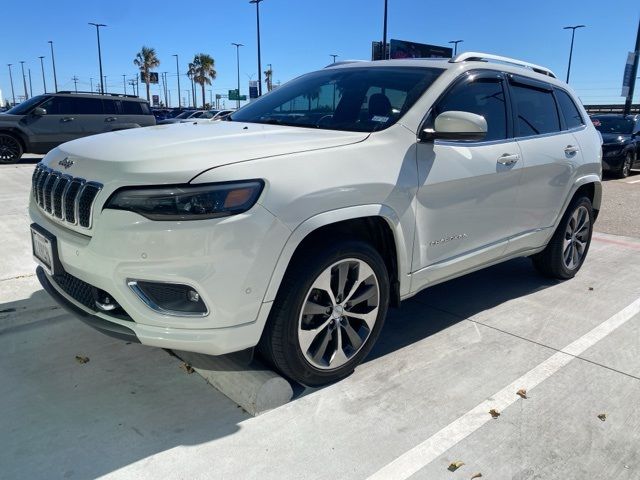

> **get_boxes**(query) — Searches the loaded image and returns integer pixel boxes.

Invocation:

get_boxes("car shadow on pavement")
[368,257,559,361]
[0,292,248,480]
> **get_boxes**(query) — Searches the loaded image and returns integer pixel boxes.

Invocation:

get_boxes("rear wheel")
[260,240,389,386]
[0,133,23,164]
[617,152,633,178]
[532,196,593,279]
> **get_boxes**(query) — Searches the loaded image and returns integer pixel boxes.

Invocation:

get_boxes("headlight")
[104,180,264,220]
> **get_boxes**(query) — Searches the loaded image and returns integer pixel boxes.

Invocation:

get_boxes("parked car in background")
[30,53,602,386]
[591,114,640,177]
[0,92,155,163]
[156,110,204,124]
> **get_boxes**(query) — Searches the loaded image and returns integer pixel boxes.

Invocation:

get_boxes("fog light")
[128,280,208,316]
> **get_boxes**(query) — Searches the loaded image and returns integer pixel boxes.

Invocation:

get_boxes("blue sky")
[0,0,638,107]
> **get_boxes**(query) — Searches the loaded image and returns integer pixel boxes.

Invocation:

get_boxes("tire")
[531,196,594,280]
[617,152,633,178]
[0,133,23,164]
[260,240,390,386]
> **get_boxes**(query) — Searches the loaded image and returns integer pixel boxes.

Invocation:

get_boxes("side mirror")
[420,111,487,142]
[32,107,47,116]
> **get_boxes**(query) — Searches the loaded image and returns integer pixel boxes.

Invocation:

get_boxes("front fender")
[262,204,412,303]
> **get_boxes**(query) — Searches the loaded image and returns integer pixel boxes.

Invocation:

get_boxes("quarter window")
[432,77,507,141]
[511,84,560,136]
[555,89,584,130]
[121,101,144,115]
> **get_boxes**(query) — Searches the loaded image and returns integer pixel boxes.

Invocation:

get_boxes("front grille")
[32,164,103,229]
[51,269,132,321]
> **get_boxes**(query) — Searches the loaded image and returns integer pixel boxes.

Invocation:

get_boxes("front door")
[412,71,522,288]
[23,96,85,151]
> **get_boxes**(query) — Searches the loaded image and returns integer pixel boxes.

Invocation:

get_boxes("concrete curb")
[173,350,294,416]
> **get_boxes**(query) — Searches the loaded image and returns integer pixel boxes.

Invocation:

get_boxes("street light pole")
[382,0,388,59]
[232,43,243,109]
[162,72,169,107]
[623,18,640,116]
[28,69,33,98]
[563,25,586,83]
[19,61,28,100]
[173,55,181,108]
[448,40,463,56]
[48,41,58,92]
[122,74,127,95]
[7,64,16,106]
[38,56,47,93]
[89,23,107,94]
[249,0,263,96]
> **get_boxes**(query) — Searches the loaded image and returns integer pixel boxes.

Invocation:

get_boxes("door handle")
[497,153,520,165]
[564,145,579,154]
[105,117,118,122]
[61,117,75,122]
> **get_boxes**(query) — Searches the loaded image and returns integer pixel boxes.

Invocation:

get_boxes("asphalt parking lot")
[1,158,639,479]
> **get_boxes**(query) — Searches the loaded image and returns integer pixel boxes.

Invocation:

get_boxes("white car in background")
[30,52,602,386]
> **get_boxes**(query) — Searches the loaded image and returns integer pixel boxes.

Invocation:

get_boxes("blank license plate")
[31,227,55,275]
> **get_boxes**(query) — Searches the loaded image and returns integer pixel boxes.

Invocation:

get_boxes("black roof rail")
[55,91,141,99]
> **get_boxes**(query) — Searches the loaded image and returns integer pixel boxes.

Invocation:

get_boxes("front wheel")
[617,152,633,178]
[260,240,389,386]
[532,196,594,279]
[0,133,23,164]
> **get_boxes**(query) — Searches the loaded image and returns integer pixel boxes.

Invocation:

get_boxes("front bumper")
[30,196,290,355]
[601,145,628,172]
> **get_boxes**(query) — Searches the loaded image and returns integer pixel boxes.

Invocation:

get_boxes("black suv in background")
[0,92,155,163]
[591,114,640,178]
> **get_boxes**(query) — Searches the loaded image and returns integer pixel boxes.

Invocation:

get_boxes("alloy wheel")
[298,258,379,370]
[622,154,632,177]
[563,205,590,270]
[0,135,21,163]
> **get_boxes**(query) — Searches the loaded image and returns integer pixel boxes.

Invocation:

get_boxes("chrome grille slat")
[31,165,102,230]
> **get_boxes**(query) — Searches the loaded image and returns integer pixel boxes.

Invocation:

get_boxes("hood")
[42,121,369,184]
[600,132,631,145]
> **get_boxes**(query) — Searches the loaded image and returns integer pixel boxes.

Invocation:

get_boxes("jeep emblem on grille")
[58,158,74,169]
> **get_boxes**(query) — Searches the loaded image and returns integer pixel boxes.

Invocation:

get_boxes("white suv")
[30,53,602,386]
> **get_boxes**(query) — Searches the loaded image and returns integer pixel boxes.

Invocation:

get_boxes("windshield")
[6,95,48,115]
[175,111,194,119]
[229,66,444,132]
[591,116,635,134]
[190,111,204,118]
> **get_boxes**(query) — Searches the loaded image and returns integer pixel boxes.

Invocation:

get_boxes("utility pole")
[563,25,586,83]
[173,54,181,108]
[72,76,79,93]
[7,64,16,106]
[89,23,107,94]
[122,74,127,95]
[48,41,58,92]
[162,72,169,107]
[38,56,47,93]
[382,0,388,59]
[250,0,263,96]
[103,75,107,93]
[19,61,28,100]
[28,69,33,97]
[232,43,243,109]
[448,40,463,56]
[623,18,640,116]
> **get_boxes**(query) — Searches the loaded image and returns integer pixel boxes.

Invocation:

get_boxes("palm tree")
[264,66,273,92]
[188,54,216,109]
[133,46,160,102]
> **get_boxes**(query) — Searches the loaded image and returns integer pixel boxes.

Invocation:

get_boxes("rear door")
[509,75,581,236]
[72,96,107,136]
[119,100,155,128]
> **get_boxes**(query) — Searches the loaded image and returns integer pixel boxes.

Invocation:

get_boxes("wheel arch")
[262,205,411,308]
[0,128,29,152]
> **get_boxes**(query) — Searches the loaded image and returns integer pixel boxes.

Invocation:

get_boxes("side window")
[70,98,104,114]
[121,101,144,115]
[39,97,74,115]
[103,99,118,115]
[511,84,560,136]
[555,89,584,130]
[433,77,507,141]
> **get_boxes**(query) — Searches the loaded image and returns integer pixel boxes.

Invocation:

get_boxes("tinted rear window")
[511,84,560,136]
[121,101,147,115]
[40,96,104,114]
[555,89,584,130]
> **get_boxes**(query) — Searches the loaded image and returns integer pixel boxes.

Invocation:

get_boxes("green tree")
[264,67,273,92]
[133,46,160,102]
[188,54,217,109]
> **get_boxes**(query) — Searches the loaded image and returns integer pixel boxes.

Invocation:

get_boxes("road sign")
[228,89,247,101]
[152,94,159,107]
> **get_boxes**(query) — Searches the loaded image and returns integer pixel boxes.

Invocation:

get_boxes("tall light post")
[173,54,181,108]
[162,72,169,107]
[623,18,640,116]
[28,69,33,97]
[232,43,243,109]
[122,74,127,95]
[19,61,28,100]
[448,40,463,56]
[563,25,585,83]
[7,64,16,106]
[382,0,388,59]
[48,41,58,92]
[38,56,47,93]
[89,23,107,94]
[249,0,263,96]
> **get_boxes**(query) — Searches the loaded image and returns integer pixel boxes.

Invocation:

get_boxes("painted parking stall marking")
[366,296,640,480]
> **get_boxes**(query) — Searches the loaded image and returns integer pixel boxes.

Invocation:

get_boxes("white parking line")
[366,297,640,480]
